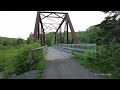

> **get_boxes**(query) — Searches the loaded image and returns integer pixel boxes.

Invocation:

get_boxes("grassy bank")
[73,44,120,79]
[0,42,46,79]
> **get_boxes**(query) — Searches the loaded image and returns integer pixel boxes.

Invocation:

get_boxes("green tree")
[96,11,120,45]
[16,38,24,45]
[76,26,100,44]
[3,41,8,46]
[27,32,34,44]
[45,32,55,46]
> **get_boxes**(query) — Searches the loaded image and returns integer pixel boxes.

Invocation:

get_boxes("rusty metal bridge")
[33,11,79,46]
[14,11,99,79]
[33,11,96,54]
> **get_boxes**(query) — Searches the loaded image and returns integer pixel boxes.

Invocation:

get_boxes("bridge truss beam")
[33,11,79,46]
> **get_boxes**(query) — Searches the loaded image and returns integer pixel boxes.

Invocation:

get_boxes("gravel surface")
[42,47,101,79]
[10,47,101,79]
[11,70,39,79]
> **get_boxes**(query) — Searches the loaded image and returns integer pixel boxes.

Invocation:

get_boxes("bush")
[3,45,32,76]
[3,42,45,78]
[0,46,12,50]
[73,44,120,79]
[96,44,120,78]
[73,51,97,70]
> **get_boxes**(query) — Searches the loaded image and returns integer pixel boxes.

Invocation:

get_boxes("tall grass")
[0,42,46,79]
[73,44,120,79]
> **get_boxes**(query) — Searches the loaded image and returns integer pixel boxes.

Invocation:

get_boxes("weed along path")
[42,47,101,79]
[0,72,4,79]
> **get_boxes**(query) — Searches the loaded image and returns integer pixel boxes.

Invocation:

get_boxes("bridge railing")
[28,45,47,64]
[53,44,96,54]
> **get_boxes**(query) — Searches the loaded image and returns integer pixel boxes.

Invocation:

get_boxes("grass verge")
[73,44,120,79]
[0,42,46,79]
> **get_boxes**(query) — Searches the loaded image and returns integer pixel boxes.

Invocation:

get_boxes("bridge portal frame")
[34,11,79,46]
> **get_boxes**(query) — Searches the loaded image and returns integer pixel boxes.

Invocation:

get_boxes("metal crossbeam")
[55,14,67,33]
[41,13,53,20]
[54,13,64,19]
[38,11,68,14]
[34,11,79,46]
[41,13,60,24]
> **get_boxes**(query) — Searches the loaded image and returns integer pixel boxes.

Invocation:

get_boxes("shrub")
[3,42,45,78]
[73,51,97,70]
[73,44,120,79]
[96,44,120,78]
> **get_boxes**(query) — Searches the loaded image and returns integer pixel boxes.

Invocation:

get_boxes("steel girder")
[33,11,79,46]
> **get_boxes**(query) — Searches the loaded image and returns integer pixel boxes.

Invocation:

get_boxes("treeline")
[0,34,45,79]
[45,26,99,46]
[72,11,120,79]
[96,11,120,45]
[74,11,120,79]
[0,37,25,46]
[0,32,35,46]
[95,11,120,78]
[0,42,45,79]
[77,26,100,44]
[45,32,55,46]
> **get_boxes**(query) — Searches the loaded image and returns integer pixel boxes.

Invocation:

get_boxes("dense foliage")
[74,44,120,79]
[96,11,120,78]
[45,26,99,45]
[0,37,25,46]
[0,32,45,79]
[77,26,100,44]
[1,11,120,79]
[45,32,55,46]
[96,11,120,45]
[26,32,35,44]
[74,11,120,79]
[0,40,45,79]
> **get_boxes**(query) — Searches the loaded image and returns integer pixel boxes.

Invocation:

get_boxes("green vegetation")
[45,25,99,45]
[77,26,100,44]
[0,37,26,46]
[45,32,55,46]
[73,11,120,79]
[73,51,97,72]
[26,32,35,44]
[1,11,120,79]
[0,36,46,79]
[0,46,19,74]
[96,11,120,78]
[73,44,120,79]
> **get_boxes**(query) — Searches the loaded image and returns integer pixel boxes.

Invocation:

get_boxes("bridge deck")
[45,47,72,60]
[42,47,101,79]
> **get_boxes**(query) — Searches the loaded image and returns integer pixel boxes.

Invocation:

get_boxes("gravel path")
[42,47,101,79]
[45,47,72,60]
[11,70,39,79]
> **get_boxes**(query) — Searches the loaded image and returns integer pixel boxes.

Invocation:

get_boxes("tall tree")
[96,11,120,45]
[27,32,34,44]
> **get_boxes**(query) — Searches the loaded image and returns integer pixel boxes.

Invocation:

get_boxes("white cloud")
[0,11,108,39]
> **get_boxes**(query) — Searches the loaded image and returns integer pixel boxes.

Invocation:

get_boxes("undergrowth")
[73,44,120,79]
[0,42,46,79]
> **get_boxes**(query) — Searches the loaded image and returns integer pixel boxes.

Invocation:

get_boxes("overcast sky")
[0,11,108,40]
